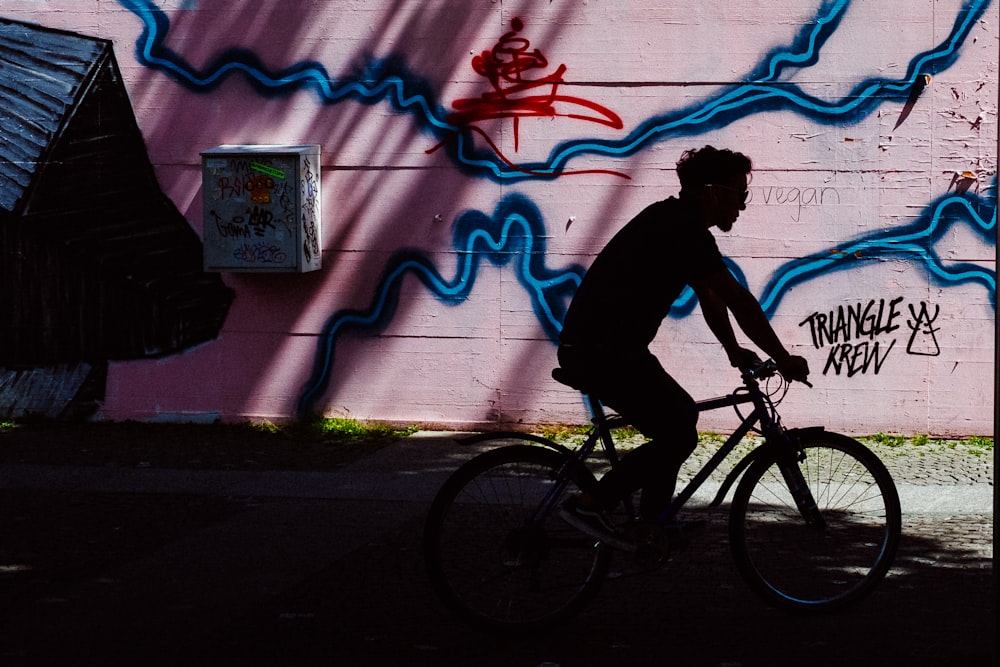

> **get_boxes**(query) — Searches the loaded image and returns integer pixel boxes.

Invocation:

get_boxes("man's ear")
[691,186,719,216]
[685,185,708,204]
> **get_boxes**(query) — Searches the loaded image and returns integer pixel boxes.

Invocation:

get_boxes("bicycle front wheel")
[423,440,611,631]
[730,430,901,612]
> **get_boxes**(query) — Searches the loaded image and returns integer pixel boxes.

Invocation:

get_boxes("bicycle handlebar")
[743,359,813,388]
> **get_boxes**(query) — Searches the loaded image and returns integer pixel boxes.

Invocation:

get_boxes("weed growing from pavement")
[536,425,992,458]
[262,417,418,442]
[537,423,642,446]
[859,433,993,458]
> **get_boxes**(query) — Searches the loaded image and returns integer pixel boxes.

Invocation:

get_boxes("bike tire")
[423,439,611,631]
[729,430,901,612]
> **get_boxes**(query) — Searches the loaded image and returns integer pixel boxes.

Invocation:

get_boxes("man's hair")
[676,145,752,192]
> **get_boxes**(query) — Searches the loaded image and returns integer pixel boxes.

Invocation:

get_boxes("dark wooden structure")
[0,19,232,367]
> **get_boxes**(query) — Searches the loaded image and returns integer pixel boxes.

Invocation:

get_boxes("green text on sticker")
[251,162,286,180]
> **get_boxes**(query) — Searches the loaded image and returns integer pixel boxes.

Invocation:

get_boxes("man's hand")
[777,354,810,383]
[728,347,763,370]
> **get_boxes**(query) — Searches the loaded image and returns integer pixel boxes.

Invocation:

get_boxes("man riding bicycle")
[556,145,810,537]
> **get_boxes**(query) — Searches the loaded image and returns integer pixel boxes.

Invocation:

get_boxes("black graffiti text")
[210,207,276,239]
[210,209,250,238]
[749,186,840,222]
[799,297,904,349]
[906,301,941,356]
[822,339,896,377]
[800,297,944,377]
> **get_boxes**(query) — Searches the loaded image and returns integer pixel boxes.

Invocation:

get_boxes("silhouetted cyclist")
[556,145,810,539]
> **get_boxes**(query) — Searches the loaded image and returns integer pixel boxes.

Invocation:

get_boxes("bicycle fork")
[772,439,827,529]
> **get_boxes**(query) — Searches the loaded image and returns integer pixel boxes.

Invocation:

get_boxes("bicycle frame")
[660,390,761,523]
[552,367,819,527]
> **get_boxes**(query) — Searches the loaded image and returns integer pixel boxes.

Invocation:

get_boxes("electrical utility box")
[201,145,322,272]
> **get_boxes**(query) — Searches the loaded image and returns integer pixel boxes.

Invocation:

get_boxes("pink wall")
[4,0,996,435]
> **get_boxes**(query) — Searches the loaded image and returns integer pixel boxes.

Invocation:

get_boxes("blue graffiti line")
[513,0,988,181]
[120,0,990,182]
[752,0,848,83]
[118,0,453,132]
[296,185,998,415]
[757,184,998,316]
[296,194,585,415]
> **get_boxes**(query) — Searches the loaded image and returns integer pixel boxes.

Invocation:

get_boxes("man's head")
[677,145,752,232]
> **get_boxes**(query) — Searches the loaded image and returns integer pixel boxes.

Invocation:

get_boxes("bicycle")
[423,360,902,631]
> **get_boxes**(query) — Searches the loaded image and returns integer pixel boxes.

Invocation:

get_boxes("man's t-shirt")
[559,196,726,349]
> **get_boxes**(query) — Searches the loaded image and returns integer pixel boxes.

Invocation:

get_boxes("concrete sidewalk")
[0,432,994,666]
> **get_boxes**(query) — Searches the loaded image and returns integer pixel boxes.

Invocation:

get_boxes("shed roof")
[0,20,111,213]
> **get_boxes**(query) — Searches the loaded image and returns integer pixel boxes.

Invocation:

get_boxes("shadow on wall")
[121,0,590,421]
[0,19,232,419]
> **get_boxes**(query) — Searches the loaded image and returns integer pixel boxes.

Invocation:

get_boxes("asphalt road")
[0,433,994,666]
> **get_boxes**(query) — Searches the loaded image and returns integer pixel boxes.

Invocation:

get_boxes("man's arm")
[692,269,809,379]
[697,283,759,368]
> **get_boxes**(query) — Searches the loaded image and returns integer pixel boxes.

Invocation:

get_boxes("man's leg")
[591,352,699,520]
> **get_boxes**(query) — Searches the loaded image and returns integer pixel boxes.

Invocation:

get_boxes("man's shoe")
[559,497,638,553]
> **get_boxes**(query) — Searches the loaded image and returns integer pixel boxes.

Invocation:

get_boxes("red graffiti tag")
[429,17,627,179]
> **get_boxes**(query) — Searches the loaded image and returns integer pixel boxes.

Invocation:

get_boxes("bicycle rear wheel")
[730,430,901,612]
[423,439,611,631]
